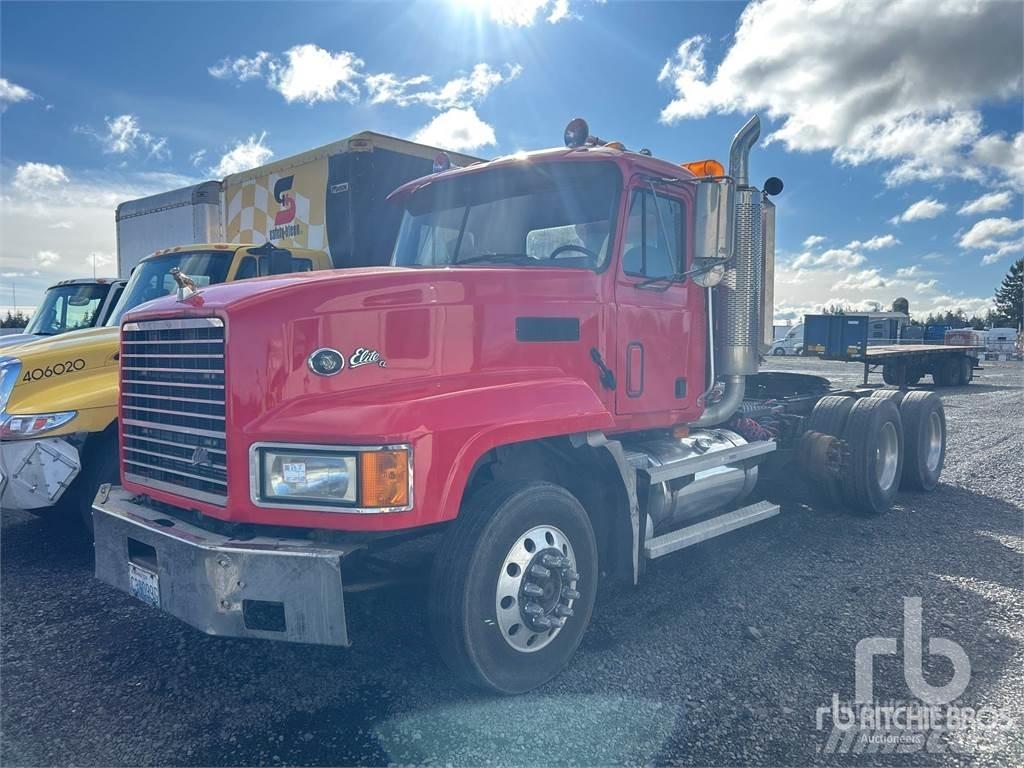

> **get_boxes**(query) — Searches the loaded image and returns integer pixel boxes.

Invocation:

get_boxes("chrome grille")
[121,317,227,505]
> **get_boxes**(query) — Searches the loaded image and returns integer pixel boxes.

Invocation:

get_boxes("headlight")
[253,445,411,511]
[261,449,358,506]
[0,411,77,438]
[0,358,21,413]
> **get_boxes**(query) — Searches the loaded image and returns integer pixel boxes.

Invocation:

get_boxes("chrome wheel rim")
[876,421,900,492]
[495,525,578,653]
[925,411,943,472]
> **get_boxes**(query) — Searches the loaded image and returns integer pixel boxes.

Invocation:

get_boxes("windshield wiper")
[456,253,536,265]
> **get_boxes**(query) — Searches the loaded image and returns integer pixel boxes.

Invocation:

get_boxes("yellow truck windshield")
[24,282,112,336]
[106,251,232,326]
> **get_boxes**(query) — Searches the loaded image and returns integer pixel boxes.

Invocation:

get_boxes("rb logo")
[274,175,296,226]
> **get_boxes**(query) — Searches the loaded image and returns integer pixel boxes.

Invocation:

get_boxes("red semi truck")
[91,116,948,693]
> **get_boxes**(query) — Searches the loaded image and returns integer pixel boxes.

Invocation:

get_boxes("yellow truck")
[0,243,332,529]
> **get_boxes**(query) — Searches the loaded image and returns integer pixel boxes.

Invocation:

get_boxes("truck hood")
[122,266,399,319]
[3,325,120,418]
[124,264,610,441]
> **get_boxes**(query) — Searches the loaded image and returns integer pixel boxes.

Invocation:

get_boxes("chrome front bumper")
[92,484,360,646]
[0,436,81,511]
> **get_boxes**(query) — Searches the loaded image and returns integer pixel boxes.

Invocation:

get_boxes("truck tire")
[957,356,972,385]
[900,391,945,491]
[882,365,899,386]
[52,429,119,537]
[932,358,957,387]
[805,396,855,505]
[840,398,904,516]
[870,389,905,405]
[429,481,598,694]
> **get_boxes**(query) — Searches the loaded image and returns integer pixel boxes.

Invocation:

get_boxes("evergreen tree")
[993,258,1023,329]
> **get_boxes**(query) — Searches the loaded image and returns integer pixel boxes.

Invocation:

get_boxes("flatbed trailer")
[803,314,982,386]
[854,344,982,386]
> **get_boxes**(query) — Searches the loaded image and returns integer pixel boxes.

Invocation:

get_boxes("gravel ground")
[2,358,1022,767]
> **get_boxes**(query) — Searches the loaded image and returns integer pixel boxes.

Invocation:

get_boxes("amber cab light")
[359,450,410,508]
[680,159,725,177]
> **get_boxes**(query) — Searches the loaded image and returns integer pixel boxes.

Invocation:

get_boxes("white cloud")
[895,265,923,279]
[208,51,272,81]
[0,77,36,111]
[980,241,1024,266]
[1,166,200,310]
[12,162,69,191]
[773,260,993,324]
[210,45,520,118]
[959,217,1024,249]
[412,108,497,152]
[657,0,1024,187]
[35,250,60,267]
[802,234,826,248]
[891,197,947,224]
[846,234,899,250]
[85,252,115,272]
[209,133,273,177]
[274,44,363,104]
[189,149,207,167]
[970,131,1024,187]
[791,247,865,270]
[957,217,1024,265]
[832,268,887,292]
[958,191,1015,216]
[367,64,521,110]
[79,114,170,160]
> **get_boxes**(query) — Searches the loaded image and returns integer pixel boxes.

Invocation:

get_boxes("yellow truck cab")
[0,243,332,528]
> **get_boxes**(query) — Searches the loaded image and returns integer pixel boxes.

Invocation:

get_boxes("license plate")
[128,562,160,608]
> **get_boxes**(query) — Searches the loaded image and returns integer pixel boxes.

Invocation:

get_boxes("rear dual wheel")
[840,397,904,516]
[429,481,598,694]
[900,391,946,491]
[805,395,855,506]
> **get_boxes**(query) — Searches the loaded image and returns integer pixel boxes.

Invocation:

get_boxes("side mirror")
[267,249,294,275]
[763,177,784,196]
[692,178,734,288]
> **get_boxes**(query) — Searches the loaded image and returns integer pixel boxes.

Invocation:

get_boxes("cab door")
[613,183,700,417]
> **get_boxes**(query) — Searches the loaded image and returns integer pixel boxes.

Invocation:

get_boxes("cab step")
[643,500,781,559]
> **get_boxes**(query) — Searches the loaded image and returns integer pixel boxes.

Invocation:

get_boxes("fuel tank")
[640,429,759,535]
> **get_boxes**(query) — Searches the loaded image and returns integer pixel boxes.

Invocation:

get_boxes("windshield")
[106,250,232,326]
[25,283,111,336]
[392,162,621,270]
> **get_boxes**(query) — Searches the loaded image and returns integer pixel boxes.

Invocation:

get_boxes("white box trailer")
[115,133,480,276]
[115,181,223,277]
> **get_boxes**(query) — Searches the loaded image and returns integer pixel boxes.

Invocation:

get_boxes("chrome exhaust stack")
[693,115,763,426]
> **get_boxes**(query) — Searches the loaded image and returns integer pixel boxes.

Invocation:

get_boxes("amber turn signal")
[359,450,410,508]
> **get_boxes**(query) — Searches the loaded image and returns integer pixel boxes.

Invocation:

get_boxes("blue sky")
[2,0,1022,321]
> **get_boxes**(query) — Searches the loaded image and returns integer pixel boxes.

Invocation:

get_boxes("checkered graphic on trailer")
[225,167,327,251]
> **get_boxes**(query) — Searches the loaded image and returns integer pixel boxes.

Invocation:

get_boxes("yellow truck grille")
[120,317,227,506]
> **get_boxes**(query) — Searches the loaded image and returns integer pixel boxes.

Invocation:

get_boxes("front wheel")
[51,430,119,537]
[429,481,598,694]
[772,348,786,356]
